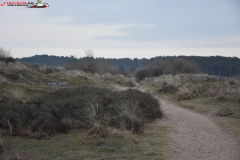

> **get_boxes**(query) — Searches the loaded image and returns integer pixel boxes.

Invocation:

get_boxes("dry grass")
[0,61,29,71]
[9,87,25,102]
[0,135,30,160]
[5,125,171,160]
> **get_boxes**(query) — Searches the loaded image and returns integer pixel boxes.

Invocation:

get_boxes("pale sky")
[0,0,240,59]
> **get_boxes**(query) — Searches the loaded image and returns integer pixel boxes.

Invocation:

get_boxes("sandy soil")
[159,99,240,160]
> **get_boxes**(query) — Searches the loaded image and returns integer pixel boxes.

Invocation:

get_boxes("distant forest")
[17,55,240,77]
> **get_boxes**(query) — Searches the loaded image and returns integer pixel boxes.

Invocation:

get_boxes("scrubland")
[1,60,240,159]
[0,61,167,160]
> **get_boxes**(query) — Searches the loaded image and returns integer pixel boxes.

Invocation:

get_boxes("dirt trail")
[115,86,240,160]
[159,99,240,160]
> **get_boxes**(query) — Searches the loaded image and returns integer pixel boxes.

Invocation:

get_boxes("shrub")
[0,86,163,137]
[136,69,151,81]
[217,93,227,101]
[178,92,195,101]
[151,68,163,77]
[159,82,178,93]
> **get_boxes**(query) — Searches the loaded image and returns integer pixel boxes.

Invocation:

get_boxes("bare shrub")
[81,49,98,74]
[0,47,16,64]
[0,47,11,58]
[159,81,178,93]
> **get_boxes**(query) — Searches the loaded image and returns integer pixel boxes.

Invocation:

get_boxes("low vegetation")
[0,59,168,159]
[0,86,163,138]
[3,55,239,159]
[4,125,170,160]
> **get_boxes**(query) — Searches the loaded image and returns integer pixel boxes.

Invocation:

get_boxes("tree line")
[0,47,238,77]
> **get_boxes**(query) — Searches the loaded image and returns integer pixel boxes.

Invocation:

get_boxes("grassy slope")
[1,62,170,160]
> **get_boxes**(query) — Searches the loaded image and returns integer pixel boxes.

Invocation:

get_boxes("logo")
[0,0,49,8]
[27,0,49,8]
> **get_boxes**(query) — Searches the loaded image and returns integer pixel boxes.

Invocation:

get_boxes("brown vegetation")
[178,92,196,102]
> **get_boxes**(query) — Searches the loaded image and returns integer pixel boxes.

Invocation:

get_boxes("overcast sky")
[0,0,240,59]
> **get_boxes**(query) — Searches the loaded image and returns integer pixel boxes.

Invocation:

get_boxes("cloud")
[0,8,157,49]
[1,3,240,58]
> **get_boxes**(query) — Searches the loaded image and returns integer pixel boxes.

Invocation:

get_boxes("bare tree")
[0,47,11,58]
[0,47,15,64]
[82,49,98,74]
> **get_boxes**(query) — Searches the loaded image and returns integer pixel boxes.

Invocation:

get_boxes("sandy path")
[115,85,240,159]
[159,99,240,160]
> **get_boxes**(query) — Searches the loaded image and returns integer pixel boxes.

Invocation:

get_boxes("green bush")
[0,86,163,137]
